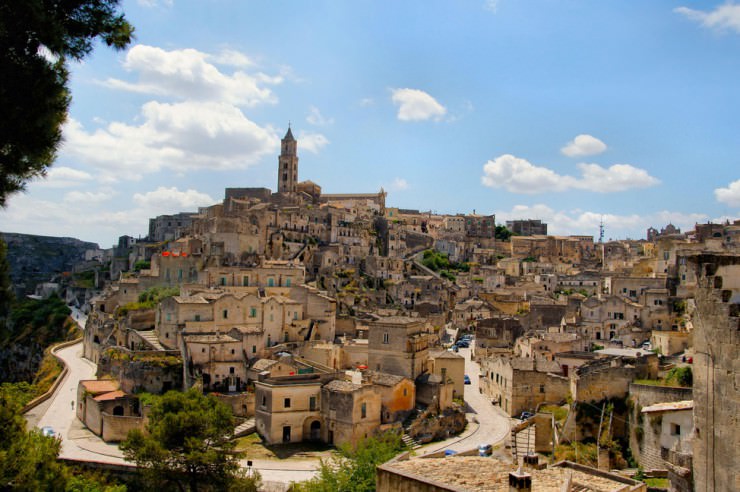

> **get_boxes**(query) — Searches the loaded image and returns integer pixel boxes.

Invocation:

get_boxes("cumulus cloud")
[391,88,447,122]
[481,154,659,194]
[297,131,329,154]
[62,103,278,181]
[64,190,115,204]
[31,166,94,188]
[675,4,740,34]
[495,203,707,239]
[306,106,334,126]
[561,134,607,157]
[104,45,279,106]
[133,186,214,211]
[714,179,740,207]
[389,178,409,191]
[484,0,500,13]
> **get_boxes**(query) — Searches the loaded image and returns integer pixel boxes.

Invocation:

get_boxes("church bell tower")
[278,126,298,194]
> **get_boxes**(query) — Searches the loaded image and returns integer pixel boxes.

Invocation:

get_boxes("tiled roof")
[81,379,119,395]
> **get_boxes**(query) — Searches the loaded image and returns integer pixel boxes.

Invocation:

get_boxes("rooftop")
[642,400,694,413]
[381,457,642,492]
[80,379,119,395]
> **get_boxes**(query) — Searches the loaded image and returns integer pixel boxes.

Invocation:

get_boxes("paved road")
[29,339,318,488]
[420,342,511,455]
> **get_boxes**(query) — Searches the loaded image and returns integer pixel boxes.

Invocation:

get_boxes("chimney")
[509,469,532,492]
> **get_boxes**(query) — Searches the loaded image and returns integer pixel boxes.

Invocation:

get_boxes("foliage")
[133,260,151,272]
[120,388,259,492]
[494,225,513,241]
[0,382,126,490]
[634,366,692,388]
[0,239,13,322]
[672,300,687,315]
[291,432,404,492]
[0,1,133,205]
[540,404,568,423]
[664,366,692,387]
[522,256,537,262]
[73,269,96,289]
[117,286,179,317]
[554,442,598,467]
[1,293,72,348]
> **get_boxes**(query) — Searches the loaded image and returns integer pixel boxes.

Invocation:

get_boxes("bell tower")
[278,126,298,194]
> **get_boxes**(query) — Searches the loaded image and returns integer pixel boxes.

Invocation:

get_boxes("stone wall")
[689,253,740,492]
[213,392,254,418]
[101,413,145,442]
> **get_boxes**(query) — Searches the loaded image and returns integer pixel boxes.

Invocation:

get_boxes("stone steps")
[402,433,422,450]
[233,418,256,438]
[135,330,166,351]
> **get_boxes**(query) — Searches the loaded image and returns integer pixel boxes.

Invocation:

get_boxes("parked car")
[453,345,459,352]
[41,426,55,437]
[464,375,471,385]
[520,411,534,420]
[478,443,493,456]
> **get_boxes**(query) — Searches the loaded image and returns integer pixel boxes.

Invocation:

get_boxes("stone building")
[254,373,323,445]
[321,380,382,446]
[479,356,568,416]
[506,219,548,236]
[428,350,465,398]
[367,317,431,379]
[688,252,740,492]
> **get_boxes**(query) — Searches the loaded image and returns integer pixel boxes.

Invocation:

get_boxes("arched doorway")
[113,405,124,416]
[309,420,321,441]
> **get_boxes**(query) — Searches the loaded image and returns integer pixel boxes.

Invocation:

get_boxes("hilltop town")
[52,129,738,490]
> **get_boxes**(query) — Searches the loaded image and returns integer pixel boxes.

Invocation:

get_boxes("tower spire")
[278,125,298,193]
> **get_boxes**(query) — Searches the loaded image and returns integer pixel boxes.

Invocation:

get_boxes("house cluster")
[74,130,738,490]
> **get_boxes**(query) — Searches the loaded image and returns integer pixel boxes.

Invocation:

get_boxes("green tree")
[494,225,513,241]
[291,432,404,492]
[0,0,134,205]
[121,389,259,492]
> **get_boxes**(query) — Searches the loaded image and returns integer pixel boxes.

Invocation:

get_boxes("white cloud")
[391,88,447,122]
[32,166,93,188]
[576,163,660,192]
[63,189,115,204]
[389,178,409,191]
[481,154,659,194]
[297,131,329,154]
[714,179,740,207]
[675,4,740,34]
[138,0,173,7]
[104,45,279,106]
[561,134,607,157]
[209,49,254,68]
[62,103,278,181]
[359,98,375,107]
[495,203,707,239]
[133,186,215,211]
[484,0,500,13]
[306,106,334,126]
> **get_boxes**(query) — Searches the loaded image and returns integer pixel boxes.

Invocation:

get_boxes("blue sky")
[1,0,739,247]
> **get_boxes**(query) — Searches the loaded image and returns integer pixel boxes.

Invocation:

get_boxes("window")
[284,398,291,408]
[539,384,545,394]
[383,332,389,344]
[285,278,291,287]
[261,395,266,407]
[671,423,681,436]
[403,388,407,397]
[361,402,366,419]
[166,313,172,322]
[309,396,317,411]
[223,309,228,319]
[194,314,200,321]
[250,307,257,318]
[268,278,275,287]
[229,366,234,374]
[220,277,226,286]
[243,276,249,286]
[252,345,256,353]
[441,367,447,380]
[231,349,235,355]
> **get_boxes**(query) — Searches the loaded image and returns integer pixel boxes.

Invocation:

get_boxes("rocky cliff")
[1,232,99,297]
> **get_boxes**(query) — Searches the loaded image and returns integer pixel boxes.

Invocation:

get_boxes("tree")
[494,225,513,241]
[291,432,404,492]
[0,1,134,206]
[120,389,259,492]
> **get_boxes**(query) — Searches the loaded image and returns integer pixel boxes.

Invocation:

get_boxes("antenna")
[599,216,605,244]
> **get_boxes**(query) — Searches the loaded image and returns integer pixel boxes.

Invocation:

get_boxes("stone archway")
[303,417,322,442]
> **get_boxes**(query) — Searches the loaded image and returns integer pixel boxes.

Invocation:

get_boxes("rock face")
[1,232,99,297]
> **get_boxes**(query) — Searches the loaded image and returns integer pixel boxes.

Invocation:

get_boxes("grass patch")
[645,477,669,488]
[233,433,337,461]
[540,404,568,423]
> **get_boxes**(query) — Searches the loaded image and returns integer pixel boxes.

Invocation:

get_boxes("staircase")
[401,433,421,450]
[233,418,256,438]
[136,330,166,351]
